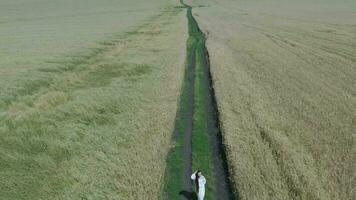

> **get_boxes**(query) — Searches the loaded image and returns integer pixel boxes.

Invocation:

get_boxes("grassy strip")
[161,66,191,199]
[186,4,215,200]
[191,38,215,200]
[162,3,216,199]
[161,130,184,200]
[161,13,195,200]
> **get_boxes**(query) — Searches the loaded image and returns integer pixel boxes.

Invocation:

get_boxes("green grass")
[187,5,215,199]
[161,20,194,198]
[162,3,216,199]
[191,38,215,200]
[161,136,184,200]
[161,3,216,199]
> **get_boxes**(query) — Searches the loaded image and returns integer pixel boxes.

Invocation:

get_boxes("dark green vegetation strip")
[162,1,235,200]
[187,4,215,200]
[191,35,214,200]
[161,11,195,198]
[161,3,197,200]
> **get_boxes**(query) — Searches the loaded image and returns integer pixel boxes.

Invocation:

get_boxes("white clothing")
[198,188,205,200]
[191,171,206,200]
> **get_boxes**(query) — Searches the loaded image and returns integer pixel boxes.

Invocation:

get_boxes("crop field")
[187,0,356,199]
[1,0,355,199]
[0,0,170,107]
[0,0,188,199]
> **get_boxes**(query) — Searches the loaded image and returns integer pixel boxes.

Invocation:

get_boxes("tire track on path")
[182,2,235,199]
[162,1,236,199]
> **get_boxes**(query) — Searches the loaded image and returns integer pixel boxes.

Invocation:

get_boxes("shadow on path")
[179,190,197,200]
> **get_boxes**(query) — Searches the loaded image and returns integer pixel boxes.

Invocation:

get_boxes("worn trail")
[162,1,235,199]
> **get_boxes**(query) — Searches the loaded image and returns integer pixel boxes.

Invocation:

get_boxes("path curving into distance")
[161,1,236,200]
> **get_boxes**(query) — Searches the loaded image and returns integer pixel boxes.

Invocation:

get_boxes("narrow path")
[182,47,195,196]
[180,1,235,199]
[202,43,235,200]
[162,1,236,199]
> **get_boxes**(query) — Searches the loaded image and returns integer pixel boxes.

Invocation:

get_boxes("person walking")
[191,170,206,200]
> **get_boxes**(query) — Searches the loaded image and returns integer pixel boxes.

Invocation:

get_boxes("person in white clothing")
[191,170,206,200]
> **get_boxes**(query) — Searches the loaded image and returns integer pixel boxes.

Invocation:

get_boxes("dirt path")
[181,48,195,198]
[181,1,235,199]
[202,48,235,200]
[162,1,236,199]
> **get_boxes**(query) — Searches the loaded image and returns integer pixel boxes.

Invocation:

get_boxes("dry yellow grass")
[0,1,187,199]
[0,0,170,108]
[186,0,356,199]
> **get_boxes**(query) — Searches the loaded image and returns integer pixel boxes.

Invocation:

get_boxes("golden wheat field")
[187,0,355,199]
[1,0,355,199]
[0,0,187,199]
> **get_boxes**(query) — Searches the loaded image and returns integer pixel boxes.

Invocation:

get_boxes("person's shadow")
[179,190,197,200]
